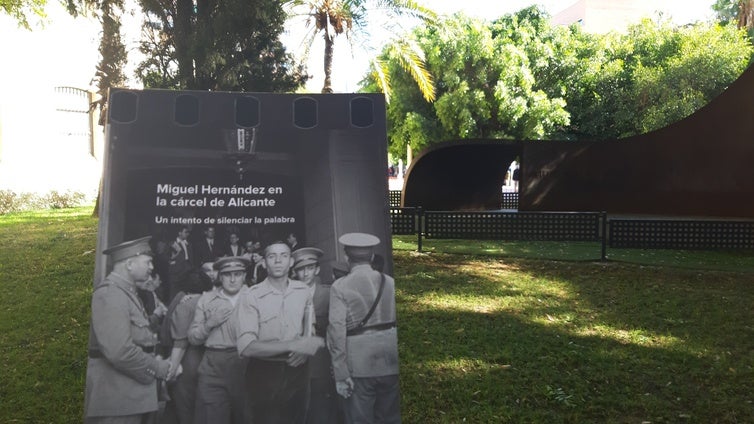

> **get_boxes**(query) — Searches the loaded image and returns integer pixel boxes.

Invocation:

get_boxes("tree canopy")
[565,18,752,139]
[2,0,47,28]
[137,0,308,92]
[368,7,754,160]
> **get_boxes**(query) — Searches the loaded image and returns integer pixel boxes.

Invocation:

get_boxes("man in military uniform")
[188,256,251,424]
[236,241,324,424]
[291,247,341,424]
[328,233,400,424]
[84,236,173,424]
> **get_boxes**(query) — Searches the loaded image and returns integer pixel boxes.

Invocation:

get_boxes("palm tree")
[287,0,436,102]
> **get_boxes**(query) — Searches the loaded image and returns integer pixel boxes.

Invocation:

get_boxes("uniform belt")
[88,345,155,358]
[204,346,237,353]
[346,321,396,336]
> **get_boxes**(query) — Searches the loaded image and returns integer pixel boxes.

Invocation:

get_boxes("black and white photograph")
[84,89,399,423]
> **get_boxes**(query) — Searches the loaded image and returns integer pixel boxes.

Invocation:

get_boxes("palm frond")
[370,57,392,103]
[391,38,435,102]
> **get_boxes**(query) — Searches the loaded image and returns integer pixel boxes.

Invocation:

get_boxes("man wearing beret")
[328,233,400,424]
[84,236,173,423]
[188,256,251,423]
[236,240,325,423]
[291,247,341,424]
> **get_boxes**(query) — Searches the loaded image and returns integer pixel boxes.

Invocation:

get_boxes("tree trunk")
[738,0,754,29]
[175,0,194,88]
[322,34,334,93]
[194,0,212,89]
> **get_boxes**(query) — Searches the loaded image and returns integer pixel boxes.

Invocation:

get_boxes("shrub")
[0,189,91,214]
[45,190,88,209]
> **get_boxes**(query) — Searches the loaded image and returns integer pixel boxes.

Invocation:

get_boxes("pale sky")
[0,0,717,93]
[428,0,714,22]
[291,0,717,92]
[0,0,718,193]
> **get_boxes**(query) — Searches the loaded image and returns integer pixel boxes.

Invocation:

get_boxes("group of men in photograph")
[84,230,400,424]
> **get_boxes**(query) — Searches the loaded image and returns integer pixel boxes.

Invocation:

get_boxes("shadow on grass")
[395,252,754,423]
[393,235,754,273]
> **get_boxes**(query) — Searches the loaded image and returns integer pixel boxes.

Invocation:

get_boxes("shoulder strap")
[109,282,148,317]
[355,272,386,330]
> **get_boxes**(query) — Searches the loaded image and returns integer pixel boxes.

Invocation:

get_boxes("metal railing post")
[417,207,423,253]
[601,211,608,261]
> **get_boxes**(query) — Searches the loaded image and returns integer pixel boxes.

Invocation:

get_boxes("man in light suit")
[84,236,174,423]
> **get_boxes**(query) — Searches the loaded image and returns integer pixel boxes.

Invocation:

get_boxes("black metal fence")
[389,190,520,209]
[423,211,602,241]
[501,192,519,209]
[389,190,402,207]
[609,219,754,249]
[389,207,418,236]
[389,207,754,258]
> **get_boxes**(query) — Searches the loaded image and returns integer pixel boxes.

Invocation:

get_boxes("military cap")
[338,232,380,248]
[339,233,380,260]
[213,256,251,273]
[292,247,324,270]
[102,236,153,263]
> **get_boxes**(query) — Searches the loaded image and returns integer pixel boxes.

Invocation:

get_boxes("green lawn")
[2,207,753,422]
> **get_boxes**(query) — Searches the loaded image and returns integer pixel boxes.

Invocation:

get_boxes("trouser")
[343,375,401,424]
[246,358,310,424]
[196,348,248,424]
[162,345,205,424]
[306,376,342,424]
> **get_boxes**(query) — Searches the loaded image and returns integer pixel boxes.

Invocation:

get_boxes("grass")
[394,252,754,423]
[0,207,97,422]
[2,208,754,422]
[394,235,754,273]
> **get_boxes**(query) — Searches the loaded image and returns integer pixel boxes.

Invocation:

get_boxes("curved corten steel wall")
[402,140,522,210]
[404,64,754,218]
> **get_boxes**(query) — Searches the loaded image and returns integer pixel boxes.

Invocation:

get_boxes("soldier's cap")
[331,260,350,278]
[102,236,153,263]
[213,256,251,273]
[292,247,324,269]
[338,232,380,249]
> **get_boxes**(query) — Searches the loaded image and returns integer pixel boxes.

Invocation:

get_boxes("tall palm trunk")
[322,34,334,93]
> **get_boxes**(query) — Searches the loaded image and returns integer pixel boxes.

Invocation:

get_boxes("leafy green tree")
[632,21,752,133]
[1,0,47,28]
[93,0,127,121]
[713,0,740,24]
[568,19,753,139]
[138,0,308,91]
[373,7,753,159]
[288,0,436,100]
[370,10,570,160]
